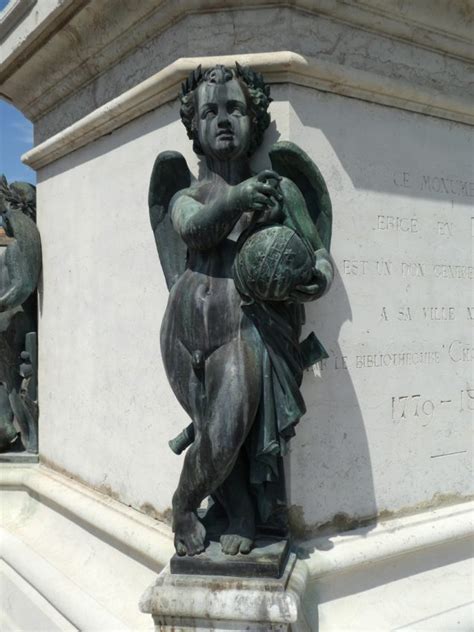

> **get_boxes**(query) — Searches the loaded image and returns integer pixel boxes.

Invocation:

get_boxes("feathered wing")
[148,151,191,290]
[269,141,333,367]
[269,141,332,252]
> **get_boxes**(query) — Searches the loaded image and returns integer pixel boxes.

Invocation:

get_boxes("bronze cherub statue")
[0,176,41,453]
[149,64,333,557]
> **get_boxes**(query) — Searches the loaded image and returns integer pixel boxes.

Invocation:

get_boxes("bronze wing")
[269,140,332,252]
[148,151,192,290]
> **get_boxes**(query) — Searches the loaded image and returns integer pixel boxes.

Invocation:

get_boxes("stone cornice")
[0,0,36,40]
[1,0,472,122]
[22,51,474,170]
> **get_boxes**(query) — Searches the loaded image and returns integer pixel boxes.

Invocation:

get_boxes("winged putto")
[149,64,333,558]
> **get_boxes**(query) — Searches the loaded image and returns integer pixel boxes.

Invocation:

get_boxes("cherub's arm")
[171,175,283,251]
[170,188,242,251]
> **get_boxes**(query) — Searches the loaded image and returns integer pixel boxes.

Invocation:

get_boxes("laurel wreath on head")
[0,174,36,222]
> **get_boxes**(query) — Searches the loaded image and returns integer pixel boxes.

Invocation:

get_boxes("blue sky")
[0,101,35,184]
[0,0,36,185]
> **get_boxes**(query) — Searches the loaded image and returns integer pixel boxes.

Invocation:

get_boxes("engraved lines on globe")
[235,225,314,302]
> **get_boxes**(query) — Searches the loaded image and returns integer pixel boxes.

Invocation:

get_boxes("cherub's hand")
[231,170,283,215]
[289,281,321,302]
[289,252,333,302]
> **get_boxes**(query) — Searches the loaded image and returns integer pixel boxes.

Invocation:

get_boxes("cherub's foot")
[220,532,254,555]
[173,510,206,556]
[220,516,255,555]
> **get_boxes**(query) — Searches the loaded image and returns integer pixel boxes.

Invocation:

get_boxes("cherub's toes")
[175,538,187,556]
[188,538,205,556]
[220,534,240,555]
[239,537,253,554]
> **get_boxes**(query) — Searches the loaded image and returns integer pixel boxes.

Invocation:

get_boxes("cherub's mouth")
[216,131,234,139]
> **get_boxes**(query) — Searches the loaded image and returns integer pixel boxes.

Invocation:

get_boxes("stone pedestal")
[139,553,309,631]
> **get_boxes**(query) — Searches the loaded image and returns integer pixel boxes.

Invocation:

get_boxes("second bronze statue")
[149,63,333,558]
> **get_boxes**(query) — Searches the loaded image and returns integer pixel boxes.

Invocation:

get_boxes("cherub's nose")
[217,108,231,127]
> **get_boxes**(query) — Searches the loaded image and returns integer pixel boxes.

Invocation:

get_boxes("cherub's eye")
[201,106,217,119]
[228,102,247,116]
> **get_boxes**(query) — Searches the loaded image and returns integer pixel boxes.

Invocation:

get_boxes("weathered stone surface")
[2,2,472,140]
[29,81,473,537]
[140,553,310,631]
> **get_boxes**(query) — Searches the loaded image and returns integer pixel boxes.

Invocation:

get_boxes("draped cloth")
[242,299,327,526]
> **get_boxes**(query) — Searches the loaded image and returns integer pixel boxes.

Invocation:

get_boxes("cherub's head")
[180,63,272,160]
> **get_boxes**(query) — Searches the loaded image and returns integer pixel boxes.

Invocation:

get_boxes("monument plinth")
[140,553,309,631]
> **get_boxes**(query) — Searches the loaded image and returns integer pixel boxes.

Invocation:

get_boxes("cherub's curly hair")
[179,63,272,156]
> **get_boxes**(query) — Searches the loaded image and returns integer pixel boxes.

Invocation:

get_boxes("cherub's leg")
[161,333,207,555]
[214,450,255,554]
[172,337,262,556]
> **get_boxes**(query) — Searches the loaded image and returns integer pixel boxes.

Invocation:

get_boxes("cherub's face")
[195,79,251,161]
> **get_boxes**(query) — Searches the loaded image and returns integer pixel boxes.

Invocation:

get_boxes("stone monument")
[0,176,41,457]
[1,2,472,630]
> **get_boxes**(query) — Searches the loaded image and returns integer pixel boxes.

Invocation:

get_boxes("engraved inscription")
[342,259,392,276]
[448,340,474,362]
[376,215,418,232]
[432,264,473,279]
[379,306,461,321]
[460,389,474,411]
[422,307,455,321]
[355,351,440,369]
[401,262,473,279]
[397,307,413,321]
[317,339,473,373]
[437,221,454,236]
[393,171,474,198]
[391,394,435,425]
[392,387,473,424]
[343,259,369,276]
[341,259,473,279]
[401,262,425,277]
[421,175,474,197]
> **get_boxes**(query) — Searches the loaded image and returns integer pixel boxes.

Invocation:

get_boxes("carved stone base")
[140,552,310,631]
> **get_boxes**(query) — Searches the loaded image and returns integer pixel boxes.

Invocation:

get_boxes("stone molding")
[302,500,474,581]
[22,50,474,170]
[0,464,174,570]
[1,530,129,631]
[1,464,472,584]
